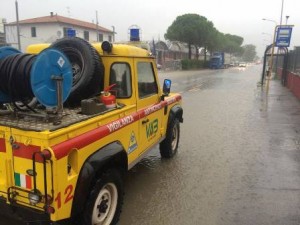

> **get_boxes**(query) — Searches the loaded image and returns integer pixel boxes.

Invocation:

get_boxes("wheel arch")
[169,104,183,124]
[71,141,128,218]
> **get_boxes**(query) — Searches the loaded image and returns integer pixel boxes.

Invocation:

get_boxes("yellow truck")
[0,37,183,225]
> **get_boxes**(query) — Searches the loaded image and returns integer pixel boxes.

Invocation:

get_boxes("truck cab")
[209,52,225,69]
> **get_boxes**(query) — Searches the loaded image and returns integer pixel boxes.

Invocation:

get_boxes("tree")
[223,34,244,56]
[165,14,214,59]
[242,44,257,62]
[165,13,254,62]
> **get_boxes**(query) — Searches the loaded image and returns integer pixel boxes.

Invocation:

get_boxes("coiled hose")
[0,53,37,111]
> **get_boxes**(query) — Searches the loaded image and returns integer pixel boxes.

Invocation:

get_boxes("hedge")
[181,59,209,70]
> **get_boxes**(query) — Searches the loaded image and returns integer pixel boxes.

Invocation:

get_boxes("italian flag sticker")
[14,173,32,189]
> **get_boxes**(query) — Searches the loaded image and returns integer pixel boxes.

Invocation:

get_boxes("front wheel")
[160,118,180,158]
[82,169,124,225]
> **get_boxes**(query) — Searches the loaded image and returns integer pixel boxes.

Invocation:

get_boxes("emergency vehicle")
[0,37,183,225]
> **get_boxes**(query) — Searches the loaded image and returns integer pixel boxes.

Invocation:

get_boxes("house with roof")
[0,18,6,47]
[5,12,114,52]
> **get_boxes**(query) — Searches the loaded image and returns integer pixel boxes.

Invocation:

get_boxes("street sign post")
[275,26,293,47]
[265,25,293,93]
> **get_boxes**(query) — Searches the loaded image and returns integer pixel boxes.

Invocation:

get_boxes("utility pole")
[280,0,284,26]
[112,26,115,42]
[96,11,99,42]
[15,0,21,50]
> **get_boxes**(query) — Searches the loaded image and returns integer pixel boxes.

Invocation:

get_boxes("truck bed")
[0,107,108,132]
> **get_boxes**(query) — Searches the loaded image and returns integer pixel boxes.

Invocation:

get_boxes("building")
[0,18,6,47]
[5,13,114,52]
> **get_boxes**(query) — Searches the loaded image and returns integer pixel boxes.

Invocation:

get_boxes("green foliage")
[165,14,216,59]
[181,59,208,70]
[222,34,244,56]
[242,44,257,62]
[165,13,253,59]
[165,14,201,45]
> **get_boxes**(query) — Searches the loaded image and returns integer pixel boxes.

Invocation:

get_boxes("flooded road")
[119,66,300,225]
[3,65,300,225]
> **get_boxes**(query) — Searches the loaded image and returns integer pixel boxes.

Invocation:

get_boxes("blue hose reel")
[0,46,72,107]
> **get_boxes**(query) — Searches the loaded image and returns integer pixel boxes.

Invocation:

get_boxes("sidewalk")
[242,77,300,224]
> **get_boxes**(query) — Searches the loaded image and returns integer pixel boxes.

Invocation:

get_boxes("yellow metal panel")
[26,43,51,54]
[92,43,151,57]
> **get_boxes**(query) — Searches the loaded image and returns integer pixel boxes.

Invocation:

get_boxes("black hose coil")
[0,53,37,101]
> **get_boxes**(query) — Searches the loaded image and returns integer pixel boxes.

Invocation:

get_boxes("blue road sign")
[276,27,293,47]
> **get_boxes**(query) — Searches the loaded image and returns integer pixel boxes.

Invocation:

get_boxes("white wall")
[6,22,112,52]
[0,18,4,33]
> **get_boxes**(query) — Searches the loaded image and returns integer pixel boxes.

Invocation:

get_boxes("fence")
[286,47,300,74]
[276,46,300,100]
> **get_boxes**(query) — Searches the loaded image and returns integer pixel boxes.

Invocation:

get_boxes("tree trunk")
[188,43,192,59]
[195,45,199,60]
[204,46,207,62]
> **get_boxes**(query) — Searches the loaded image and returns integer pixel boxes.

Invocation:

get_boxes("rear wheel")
[160,118,180,158]
[81,169,124,225]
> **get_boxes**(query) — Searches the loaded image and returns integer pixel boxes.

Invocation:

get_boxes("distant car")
[239,62,247,67]
[156,63,162,70]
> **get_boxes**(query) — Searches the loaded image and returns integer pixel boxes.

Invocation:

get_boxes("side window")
[63,27,68,37]
[137,62,158,98]
[109,63,132,98]
[84,31,89,41]
[98,33,103,42]
[31,27,36,37]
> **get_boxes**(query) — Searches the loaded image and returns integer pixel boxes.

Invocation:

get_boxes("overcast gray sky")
[1,0,299,56]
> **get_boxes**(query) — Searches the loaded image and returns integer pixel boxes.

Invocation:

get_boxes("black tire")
[50,37,104,104]
[160,118,180,158]
[81,168,124,225]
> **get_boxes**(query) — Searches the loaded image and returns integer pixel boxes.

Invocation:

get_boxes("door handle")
[142,118,149,124]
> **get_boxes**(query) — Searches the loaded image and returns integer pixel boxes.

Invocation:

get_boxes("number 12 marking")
[54,185,74,209]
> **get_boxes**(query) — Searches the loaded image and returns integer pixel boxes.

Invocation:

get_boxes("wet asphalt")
[119,66,300,225]
[2,65,300,225]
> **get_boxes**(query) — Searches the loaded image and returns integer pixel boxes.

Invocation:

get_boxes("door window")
[109,63,132,98]
[137,62,158,98]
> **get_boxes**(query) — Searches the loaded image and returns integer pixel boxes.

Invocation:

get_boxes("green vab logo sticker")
[128,132,138,154]
[146,119,158,139]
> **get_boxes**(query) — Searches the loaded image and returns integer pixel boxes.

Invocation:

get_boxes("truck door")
[135,60,164,153]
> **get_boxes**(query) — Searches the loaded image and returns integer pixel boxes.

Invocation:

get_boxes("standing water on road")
[119,66,300,225]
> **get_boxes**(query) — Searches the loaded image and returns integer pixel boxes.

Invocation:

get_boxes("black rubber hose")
[0,53,37,111]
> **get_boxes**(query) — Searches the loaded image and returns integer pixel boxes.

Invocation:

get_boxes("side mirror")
[161,79,171,101]
[163,79,171,95]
